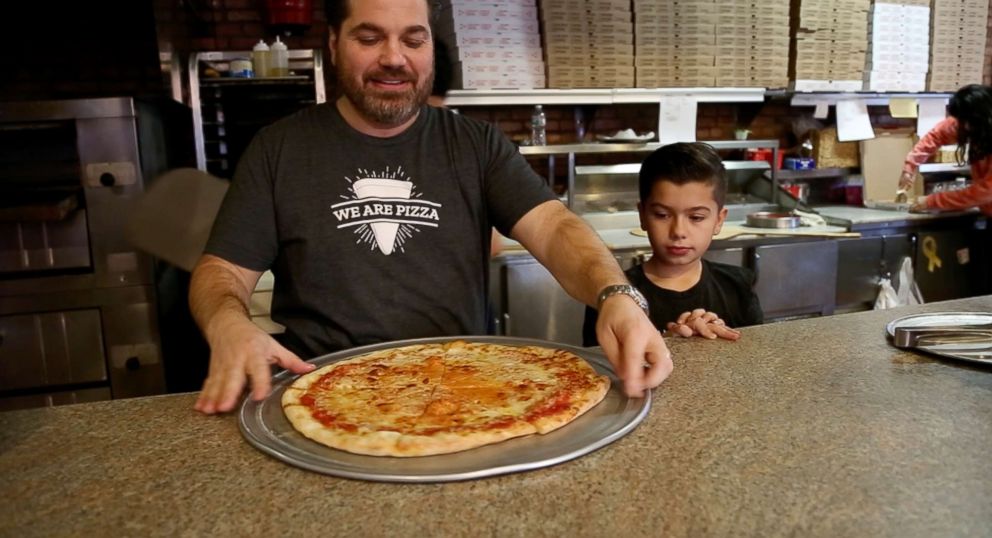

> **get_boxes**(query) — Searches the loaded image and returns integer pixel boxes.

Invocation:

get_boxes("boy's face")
[638,179,728,268]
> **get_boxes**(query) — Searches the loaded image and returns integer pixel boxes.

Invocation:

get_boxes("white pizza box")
[440,4,537,20]
[456,73,546,90]
[456,59,545,77]
[790,79,865,92]
[453,46,543,62]
[444,32,541,48]
[444,0,535,7]
[440,19,540,35]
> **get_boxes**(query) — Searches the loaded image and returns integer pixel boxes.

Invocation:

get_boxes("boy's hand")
[666,309,742,341]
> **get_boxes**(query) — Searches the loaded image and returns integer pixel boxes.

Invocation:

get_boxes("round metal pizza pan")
[238,335,651,483]
[885,312,992,366]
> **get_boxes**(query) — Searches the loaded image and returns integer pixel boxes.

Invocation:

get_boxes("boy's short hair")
[638,142,727,208]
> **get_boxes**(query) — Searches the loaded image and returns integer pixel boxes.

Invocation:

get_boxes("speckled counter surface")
[3,297,991,537]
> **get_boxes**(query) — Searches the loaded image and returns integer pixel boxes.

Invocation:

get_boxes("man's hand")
[666,309,741,341]
[194,316,314,414]
[595,295,674,398]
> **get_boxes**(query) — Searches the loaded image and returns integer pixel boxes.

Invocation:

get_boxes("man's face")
[331,0,434,127]
[638,180,728,268]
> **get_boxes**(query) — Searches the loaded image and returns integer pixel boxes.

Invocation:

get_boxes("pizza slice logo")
[331,167,441,255]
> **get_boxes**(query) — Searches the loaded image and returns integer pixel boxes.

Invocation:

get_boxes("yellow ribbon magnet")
[922,235,942,273]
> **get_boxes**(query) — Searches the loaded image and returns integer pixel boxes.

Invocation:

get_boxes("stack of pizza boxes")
[790,0,871,91]
[864,0,931,91]
[540,0,635,88]
[436,0,546,89]
[928,0,989,91]
[633,0,718,87]
[712,0,791,88]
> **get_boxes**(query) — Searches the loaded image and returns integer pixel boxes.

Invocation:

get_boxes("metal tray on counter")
[239,336,650,483]
[886,312,992,366]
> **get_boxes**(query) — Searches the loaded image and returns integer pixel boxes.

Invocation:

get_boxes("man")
[190,0,672,414]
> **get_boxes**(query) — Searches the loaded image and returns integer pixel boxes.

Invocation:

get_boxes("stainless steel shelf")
[767,167,851,181]
[790,92,952,106]
[919,163,969,174]
[445,87,767,106]
[519,139,779,156]
[576,160,770,176]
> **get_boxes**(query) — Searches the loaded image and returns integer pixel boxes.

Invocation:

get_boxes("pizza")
[281,340,610,457]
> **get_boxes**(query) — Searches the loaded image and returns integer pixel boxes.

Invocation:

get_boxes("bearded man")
[190,0,673,414]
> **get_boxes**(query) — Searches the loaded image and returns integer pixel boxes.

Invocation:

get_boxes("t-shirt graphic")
[330,166,442,255]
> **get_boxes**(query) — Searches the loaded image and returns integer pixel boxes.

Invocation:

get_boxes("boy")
[583,142,763,345]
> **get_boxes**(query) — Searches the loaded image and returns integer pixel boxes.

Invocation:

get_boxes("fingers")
[711,324,742,341]
[272,344,315,374]
[691,316,718,339]
[619,329,650,397]
[248,356,274,402]
[642,332,674,389]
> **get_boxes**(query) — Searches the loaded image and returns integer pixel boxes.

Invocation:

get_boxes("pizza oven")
[0,97,195,410]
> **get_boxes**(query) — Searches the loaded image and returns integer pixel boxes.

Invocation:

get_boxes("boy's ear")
[713,206,729,235]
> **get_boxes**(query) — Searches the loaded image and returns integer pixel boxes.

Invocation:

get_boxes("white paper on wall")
[836,99,875,142]
[658,97,697,145]
[917,99,947,137]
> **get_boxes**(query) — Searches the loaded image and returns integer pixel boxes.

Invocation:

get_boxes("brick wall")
[986,0,992,85]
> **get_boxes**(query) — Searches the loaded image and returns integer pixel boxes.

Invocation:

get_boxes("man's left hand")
[595,295,674,397]
[909,195,930,213]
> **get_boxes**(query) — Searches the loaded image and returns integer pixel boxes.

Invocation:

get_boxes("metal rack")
[518,139,781,208]
[188,49,326,176]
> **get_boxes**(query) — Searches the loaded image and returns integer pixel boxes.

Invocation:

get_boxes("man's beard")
[338,64,433,126]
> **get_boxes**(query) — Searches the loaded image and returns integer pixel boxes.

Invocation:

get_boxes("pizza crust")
[282,341,610,457]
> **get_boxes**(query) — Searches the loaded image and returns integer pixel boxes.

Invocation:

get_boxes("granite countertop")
[4,297,991,536]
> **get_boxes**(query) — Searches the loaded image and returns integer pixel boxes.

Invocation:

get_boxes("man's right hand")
[194,317,314,414]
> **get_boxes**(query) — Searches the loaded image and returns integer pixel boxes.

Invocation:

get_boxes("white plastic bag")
[895,256,924,306]
[874,256,924,309]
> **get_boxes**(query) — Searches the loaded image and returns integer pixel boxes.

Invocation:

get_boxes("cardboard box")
[860,130,922,204]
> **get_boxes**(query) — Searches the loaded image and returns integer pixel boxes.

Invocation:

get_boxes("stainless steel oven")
[0,97,194,410]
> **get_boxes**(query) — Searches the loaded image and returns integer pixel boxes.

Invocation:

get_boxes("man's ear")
[328,33,338,67]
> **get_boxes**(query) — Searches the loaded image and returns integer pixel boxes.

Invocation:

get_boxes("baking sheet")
[239,336,650,482]
[886,312,992,366]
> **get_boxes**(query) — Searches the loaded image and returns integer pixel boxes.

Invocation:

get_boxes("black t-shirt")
[205,103,556,357]
[583,260,763,346]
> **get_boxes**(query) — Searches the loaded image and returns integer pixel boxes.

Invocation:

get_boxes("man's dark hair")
[431,39,453,97]
[638,142,727,208]
[326,0,438,34]
[948,83,992,164]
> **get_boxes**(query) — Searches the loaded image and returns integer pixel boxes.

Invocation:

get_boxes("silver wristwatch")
[596,284,649,315]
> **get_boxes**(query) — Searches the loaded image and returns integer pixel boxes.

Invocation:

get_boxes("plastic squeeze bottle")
[252,40,271,78]
[270,36,289,77]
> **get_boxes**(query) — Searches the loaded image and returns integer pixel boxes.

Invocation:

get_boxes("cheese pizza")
[281,340,610,457]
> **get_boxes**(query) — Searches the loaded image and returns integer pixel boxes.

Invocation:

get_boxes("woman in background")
[900,84,992,215]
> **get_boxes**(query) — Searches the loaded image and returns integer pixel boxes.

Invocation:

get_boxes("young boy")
[583,142,763,345]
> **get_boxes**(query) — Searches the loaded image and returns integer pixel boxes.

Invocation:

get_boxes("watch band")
[596,284,649,316]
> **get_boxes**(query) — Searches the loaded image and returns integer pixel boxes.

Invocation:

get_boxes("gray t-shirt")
[205,103,555,357]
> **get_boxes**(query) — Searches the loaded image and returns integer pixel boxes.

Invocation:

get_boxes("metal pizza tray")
[886,312,992,366]
[239,336,650,483]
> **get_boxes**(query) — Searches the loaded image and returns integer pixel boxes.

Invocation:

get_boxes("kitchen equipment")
[745,211,801,229]
[239,336,650,482]
[886,312,992,366]
[0,97,196,409]
[188,49,325,177]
